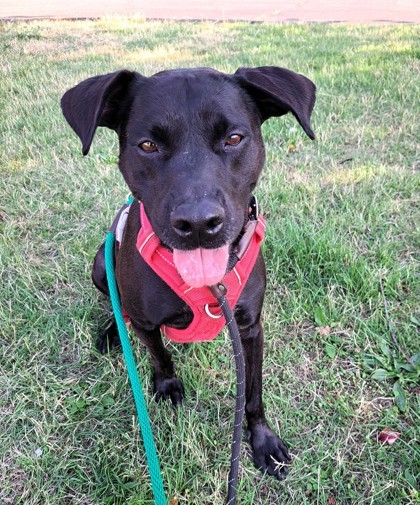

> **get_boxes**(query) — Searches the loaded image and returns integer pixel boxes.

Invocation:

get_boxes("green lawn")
[0,19,419,505]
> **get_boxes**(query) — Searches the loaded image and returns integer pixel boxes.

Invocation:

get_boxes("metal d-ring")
[204,303,223,319]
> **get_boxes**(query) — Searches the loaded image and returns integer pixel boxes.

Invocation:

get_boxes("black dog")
[61,66,316,480]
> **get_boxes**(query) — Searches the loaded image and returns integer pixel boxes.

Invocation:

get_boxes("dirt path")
[1,0,419,23]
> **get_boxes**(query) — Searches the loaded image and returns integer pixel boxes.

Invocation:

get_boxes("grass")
[0,18,419,505]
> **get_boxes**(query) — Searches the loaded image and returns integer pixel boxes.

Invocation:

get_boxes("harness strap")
[110,198,133,241]
[137,203,265,343]
[113,197,265,343]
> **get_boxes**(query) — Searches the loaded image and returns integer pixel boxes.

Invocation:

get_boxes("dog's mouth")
[156,196,256,289]
[173,244,229,288]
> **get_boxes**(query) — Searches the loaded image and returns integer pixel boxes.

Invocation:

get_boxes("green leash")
[104,230,167,505]
[104,197,246,504]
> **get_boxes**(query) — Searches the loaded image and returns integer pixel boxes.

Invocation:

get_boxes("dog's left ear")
[234,66,316,139]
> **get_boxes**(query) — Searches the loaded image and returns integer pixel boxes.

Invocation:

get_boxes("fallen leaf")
[378,428,401,445]
[289,144,295,153]
[317,326,331,336]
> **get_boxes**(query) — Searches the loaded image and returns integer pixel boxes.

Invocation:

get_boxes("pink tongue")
[173,245,229,288]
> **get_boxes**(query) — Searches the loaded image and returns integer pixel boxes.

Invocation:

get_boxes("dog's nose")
[171,201,225,240]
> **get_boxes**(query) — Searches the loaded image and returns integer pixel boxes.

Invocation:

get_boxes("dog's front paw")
[154,376,184,407]
[247,423,291,480]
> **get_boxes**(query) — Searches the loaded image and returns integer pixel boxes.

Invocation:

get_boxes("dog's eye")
[139,141,158,153]
[225,134,243,147]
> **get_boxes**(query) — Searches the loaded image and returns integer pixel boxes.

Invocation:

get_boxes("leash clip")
[209,282,228,299]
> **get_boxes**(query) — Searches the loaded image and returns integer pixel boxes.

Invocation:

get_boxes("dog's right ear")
[234,66,316,139]
[61,70,137,155]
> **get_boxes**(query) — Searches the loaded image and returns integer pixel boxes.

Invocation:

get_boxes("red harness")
[120,202,265,344]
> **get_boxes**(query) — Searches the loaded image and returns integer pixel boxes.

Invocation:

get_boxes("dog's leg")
[96,320,120,354]
[91,243,122,353]
[130,324,184,406]
[92,242,110,295]
[239,319,291,479]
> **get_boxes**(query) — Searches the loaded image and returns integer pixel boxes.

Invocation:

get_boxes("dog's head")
[61,66,315,286]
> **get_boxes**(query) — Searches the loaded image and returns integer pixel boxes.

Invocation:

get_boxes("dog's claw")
[154,377,184,407]
[247,424,291,480]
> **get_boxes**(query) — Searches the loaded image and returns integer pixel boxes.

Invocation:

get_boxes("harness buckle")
[249,195,259,221]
